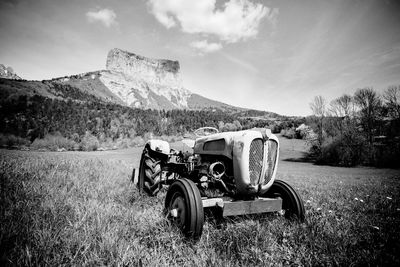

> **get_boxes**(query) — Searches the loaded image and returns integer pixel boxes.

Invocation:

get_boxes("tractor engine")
[191,128,279,198]
[192,157,235,197]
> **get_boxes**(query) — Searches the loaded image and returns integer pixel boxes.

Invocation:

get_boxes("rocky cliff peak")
[100,48,190,109]
[105,48,181,88]
[0,64,21,80]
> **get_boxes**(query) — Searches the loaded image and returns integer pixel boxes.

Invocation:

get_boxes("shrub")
[79,132,99,151]
[281,128,296,139]
[0,133,30,148]
[295,124,314,139]
[116,138,129,149]
[159,135,182,143]
[221,123,237,132]
[130,136,145,147]
[270,123,282,134]
[143,132,154,142]
[99,137,113,150]
[70,133,80,143]
[371,141,400,168]
[315,135,366,167]
[31,134,76,151]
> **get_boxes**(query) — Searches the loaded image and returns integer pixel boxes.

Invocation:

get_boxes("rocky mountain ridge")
[51,48,237,111]
[0,64,21,80]
[99,48,192,109]
[0,48,247,112]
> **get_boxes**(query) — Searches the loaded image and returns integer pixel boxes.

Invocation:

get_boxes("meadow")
[1,136,399,266]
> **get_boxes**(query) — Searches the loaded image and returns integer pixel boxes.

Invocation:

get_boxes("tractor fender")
[146,139,170,155]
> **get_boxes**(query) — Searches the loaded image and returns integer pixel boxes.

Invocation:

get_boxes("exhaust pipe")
[209,162,225,179]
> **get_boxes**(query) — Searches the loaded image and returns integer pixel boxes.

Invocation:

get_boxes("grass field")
[1,136,400,266]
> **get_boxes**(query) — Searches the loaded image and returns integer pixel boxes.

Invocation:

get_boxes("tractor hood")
[194,129,271,159]
[193,131,245,159]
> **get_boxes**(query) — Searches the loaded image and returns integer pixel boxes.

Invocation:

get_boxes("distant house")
[295,124,317,140]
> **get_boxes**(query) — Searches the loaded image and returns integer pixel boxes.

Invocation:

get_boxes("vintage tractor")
[136,127,305,239]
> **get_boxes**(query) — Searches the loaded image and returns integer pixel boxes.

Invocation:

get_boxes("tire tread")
[137,147,162,196]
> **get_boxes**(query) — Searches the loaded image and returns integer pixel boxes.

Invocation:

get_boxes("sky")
[1,0,400,116]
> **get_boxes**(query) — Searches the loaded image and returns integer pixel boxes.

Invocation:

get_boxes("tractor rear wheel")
[264,179,305,221]
[137,146,162,196]
[164,178,204,240]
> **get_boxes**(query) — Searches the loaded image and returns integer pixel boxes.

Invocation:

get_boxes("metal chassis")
[202,197,282,217]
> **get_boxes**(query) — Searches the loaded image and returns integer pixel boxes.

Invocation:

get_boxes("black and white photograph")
[1,0,399,265]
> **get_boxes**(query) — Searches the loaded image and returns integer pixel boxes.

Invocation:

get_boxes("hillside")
[0,73,123,104]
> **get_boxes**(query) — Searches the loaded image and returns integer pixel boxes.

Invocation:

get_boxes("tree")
[310,95,327,117]
[329,94,356,136]
[354,88,382,145]
[329,94,354,118]
[222,123,237,132]
[218,121,225,132]
[110,118,121,140]
[309,96,327,151]
[233,120,242,131]
[382,86,400,139]
[383,85,400,120]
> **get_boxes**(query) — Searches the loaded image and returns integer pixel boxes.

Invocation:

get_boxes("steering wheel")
[194,127,219,137]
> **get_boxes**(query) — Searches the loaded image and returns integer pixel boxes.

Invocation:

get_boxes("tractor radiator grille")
[249,138,264,185]
[263,139,278,185]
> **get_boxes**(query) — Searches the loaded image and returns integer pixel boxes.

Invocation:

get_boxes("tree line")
[0,90,297,150]
[0,80,307,151]
[307,86,400,167]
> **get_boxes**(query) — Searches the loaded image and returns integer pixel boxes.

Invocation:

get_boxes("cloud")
[221,52,258,73]
[148,0,273,43]
[190,40,222,54]
[86,8,117,28]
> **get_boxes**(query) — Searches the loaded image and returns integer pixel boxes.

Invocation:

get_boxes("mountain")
[0,64,21,80]
[98,48,241,111]
[0,48,269,114]
[100,48,187,109]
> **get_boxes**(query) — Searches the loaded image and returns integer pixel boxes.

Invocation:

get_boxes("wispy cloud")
[190,40,222,54]
[222,52,258,73]
[148,0,276,51]
[86,8,117,28]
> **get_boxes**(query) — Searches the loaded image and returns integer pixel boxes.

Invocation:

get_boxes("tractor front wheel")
[264,179,305,221]
[164,178,204,240]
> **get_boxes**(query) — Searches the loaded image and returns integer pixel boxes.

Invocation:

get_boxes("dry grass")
[1,147,400,266]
